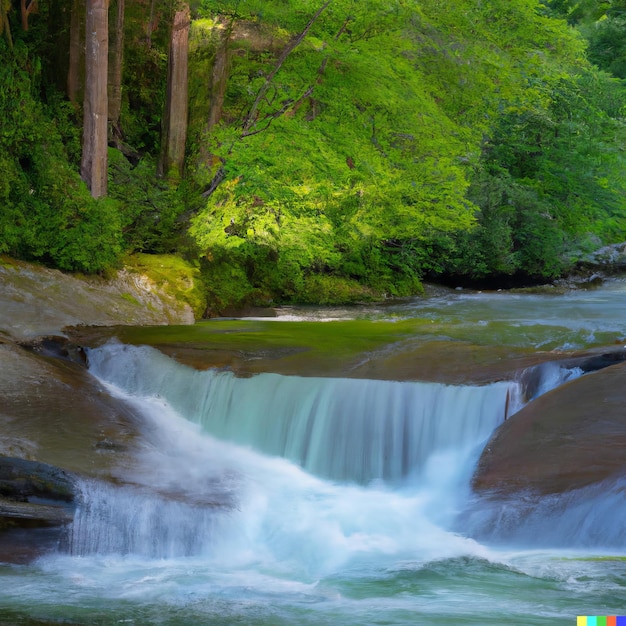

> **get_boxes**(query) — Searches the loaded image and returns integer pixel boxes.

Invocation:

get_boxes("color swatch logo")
[577,618,626,626]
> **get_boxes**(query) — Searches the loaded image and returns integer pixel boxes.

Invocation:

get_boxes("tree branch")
[241,0,331,134]
[203,1,332,199]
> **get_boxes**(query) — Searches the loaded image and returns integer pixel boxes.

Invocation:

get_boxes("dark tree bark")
[158,2,190,180]
[108,0,125,140]
[67,0,84,104]
[81,0,109,198]
[146,0,157,47]
[207,20,232,132]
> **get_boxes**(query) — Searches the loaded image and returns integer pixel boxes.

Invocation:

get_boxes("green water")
[0,553,624,625]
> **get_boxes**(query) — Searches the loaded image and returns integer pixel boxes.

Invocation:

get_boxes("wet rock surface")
[0,456,76,503]
[473,361,626,496]
[0,456,77,564]
[0,256,202,563]
[0,342,141,477]
[0,339,149,563]
[65,322,626,386]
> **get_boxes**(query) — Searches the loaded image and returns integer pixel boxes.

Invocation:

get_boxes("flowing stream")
[2,283,626,624]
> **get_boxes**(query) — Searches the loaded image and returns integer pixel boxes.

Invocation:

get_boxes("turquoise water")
[1,283,625,625]
[272,279,626,351]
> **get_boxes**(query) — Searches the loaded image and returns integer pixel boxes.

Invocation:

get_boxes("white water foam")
[86,342,520,486]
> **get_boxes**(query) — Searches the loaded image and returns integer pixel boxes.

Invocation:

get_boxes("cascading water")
[60,340,521,565]
[86,342,520,486]
[74,342,617,565]
[461,476,626,548]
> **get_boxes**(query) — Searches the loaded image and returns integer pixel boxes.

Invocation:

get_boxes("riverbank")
[0,255,198,342]
[0,255,201,563]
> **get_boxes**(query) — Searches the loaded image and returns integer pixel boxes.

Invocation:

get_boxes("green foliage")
[443,67,626,282]
[108,150,199,254]
[0,40,122,272]
[0,3,198,276]
[582,15,626,78]
[3,0,626,306]
[187,0,626,302]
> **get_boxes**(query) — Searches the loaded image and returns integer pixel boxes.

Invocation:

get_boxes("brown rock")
[0,341,142,478]
[473,361,626,496]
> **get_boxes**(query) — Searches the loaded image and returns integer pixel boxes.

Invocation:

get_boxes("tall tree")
[157,2,190,179]
[81,0,109,198]
[108,0,125,140]
[20,0,37,30]
[146,0,157,47]
[206,19,232,133]
[67,0,83,104]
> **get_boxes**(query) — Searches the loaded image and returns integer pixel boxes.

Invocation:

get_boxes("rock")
[572,242,626,278]
[0,340,155,563]
[0,341,145,477]
[582,242,626,268]
[0,456,77,564]
[0,257,194,342]
[0,456,75,503]
[473,361,626,496]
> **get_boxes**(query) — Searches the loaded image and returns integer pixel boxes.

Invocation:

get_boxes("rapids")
[2,282,626,624]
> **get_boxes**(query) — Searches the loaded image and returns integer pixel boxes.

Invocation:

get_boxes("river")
[1,281,625,624]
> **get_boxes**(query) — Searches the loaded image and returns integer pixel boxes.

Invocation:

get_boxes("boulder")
[473,361,626,496]
[0,456,77,564]
[0,456,75,503]
[0,341,141,476]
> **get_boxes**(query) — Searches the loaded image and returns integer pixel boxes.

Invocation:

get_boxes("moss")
[120,293,141,306]
[100,317,429,366]
[123,253,207,319]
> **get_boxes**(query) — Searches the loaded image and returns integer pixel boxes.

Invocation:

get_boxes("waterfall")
[67,480,226,558]
[87,342,520,485]
[66,341,622,562]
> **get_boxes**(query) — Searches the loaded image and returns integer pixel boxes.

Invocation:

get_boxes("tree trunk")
[67,0,83,105]
[20,0,38,31]
[81,0,109,198]
[157,3,190,180]
[108,0,125,139]
[146,0,157,47]
[207,22,231,132]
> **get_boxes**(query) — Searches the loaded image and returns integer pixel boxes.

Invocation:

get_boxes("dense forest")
[1,0,625,310]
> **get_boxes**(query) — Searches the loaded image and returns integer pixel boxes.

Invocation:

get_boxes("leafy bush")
[0,40,122,272]
[108,151,197,254]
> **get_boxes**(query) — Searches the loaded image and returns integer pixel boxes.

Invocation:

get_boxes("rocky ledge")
[0,456,77,564]
[473,360,626,496]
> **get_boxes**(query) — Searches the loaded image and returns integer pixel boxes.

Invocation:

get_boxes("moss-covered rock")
[0,255,197,341]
